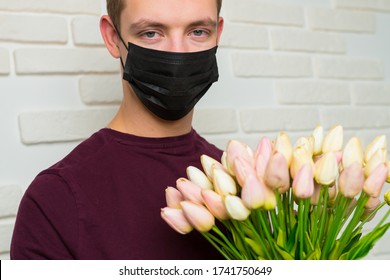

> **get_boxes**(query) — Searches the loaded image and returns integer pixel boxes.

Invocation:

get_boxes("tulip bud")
[364,135,387,164]
[201,189,230,220]
[314,152,339,186]
[241,174,266,209]
[221,151,228,171]
[165,186,184,209]
[254,136,273,162]
[312,125,324,156]
[255,154,268,179]
[295,136,314,156]
[310,183,322,205]
[200,154,224,180]
[361,197,381,222]
[264,151,290,193]
[161,207,193,234]
[363,148,387,178]
[384,189,390,206]
[180,201,215,232]
[290,146,315,179]
[224,195,251,221]
[322,125,343,153]
[292,164,314,199]
[233,156,256,187]
[338,162,365,198]
[213,168,237,196]
[274,132,293,166]
[186,166,213,190]
[176,178,203,205]
[262,184,277,210]
[226,140,254,176]
[363,163,389,198]
[342,137,363,169]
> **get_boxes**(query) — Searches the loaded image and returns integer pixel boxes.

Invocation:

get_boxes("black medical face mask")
[117,33,219,121]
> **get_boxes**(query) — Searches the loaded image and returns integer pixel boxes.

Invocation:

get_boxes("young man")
[11,0,224,259]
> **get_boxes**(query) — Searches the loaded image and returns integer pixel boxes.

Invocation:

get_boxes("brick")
[0,14,67,44]
[79,75,122,105]
[72,16,104,46]
[219,23,269,49]
[0,48,10,75]
[0,185,23,218]
[0,0,101,15]
[225,0,304,26]
[271,29,346,54]
[352,83,390,105]
[240,107,319,132]
[333,0,390,12]
[314,57,384,80]
[18,108,117,144]
[14,48,119,74]
[233,53,312,78]
[307,8,376,33]
[0,218,15,253]
[193,108,238,134]
[275,81,351,105]
[320,107,390,129]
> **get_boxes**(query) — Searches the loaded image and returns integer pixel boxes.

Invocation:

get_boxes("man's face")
[119,0,223,53]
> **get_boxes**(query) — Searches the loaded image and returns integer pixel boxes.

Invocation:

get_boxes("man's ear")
[216,16,224,45]
[100,15,121,59]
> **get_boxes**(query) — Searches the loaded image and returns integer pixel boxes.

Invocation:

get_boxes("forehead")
[121,0,218,27]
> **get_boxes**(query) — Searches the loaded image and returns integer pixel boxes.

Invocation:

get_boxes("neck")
[107,82,193,138]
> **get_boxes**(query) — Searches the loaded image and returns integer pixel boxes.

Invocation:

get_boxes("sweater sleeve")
[10,173,79,259]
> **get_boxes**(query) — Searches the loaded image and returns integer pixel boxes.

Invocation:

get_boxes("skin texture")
[100,0,224,137]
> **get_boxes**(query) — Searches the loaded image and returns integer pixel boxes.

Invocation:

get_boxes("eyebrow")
[128,18,217,32]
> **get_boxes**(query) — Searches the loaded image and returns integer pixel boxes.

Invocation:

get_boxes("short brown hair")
[107,0,222,30]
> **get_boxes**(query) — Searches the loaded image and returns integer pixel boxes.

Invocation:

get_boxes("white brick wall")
[1,0,390,260]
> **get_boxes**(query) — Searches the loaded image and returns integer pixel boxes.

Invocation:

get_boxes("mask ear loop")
[113,24,128,70]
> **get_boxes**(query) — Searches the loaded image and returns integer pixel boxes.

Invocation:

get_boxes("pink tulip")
[254,136,273,162]
[161,207,193,234]
[165,186,184,209]
[180,201,215,232]
[310,182,322,205]
[226,140,254,176]
[292,164,314,199]
[364,135,387,163]
[338,162,365,198]
[241,174,266,209]
[255,154,269,178]
[201,189,230,221]
[363,163,389,198]
[176,178,204,205]
[342,137,363,169]
[233,156,256,187]
[264,151,290,193]
[361,197,381,222]
[290,146,314,179]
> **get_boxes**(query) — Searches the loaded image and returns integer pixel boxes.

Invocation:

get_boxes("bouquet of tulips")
[161,125,390,260]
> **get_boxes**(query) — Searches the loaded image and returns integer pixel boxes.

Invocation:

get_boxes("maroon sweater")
[11,128,224,260]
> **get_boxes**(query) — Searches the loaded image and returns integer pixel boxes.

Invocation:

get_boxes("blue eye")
[144,31,157,38]
[192,30,206,36]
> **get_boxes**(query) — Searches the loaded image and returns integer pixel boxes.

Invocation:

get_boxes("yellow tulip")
[342,137,363,169]
[322,125,343,153]
[364,135,387,164]
[212,168,237,196]
[274,132,293,166]
[161,207,193,234]
[363,148,387,178]
[290,145,315,179]
[312,125,324,156]
[224,195,251,221]
[186,166,213,190]
[200,154,224,180]
[180,201,215,232]
[314,152,338,186]
[385,189,390,206]
[295,136,314,156]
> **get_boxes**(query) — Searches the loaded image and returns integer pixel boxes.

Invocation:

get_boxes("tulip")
[180,201,215,232]
[342,137,363,169]
[200,154,224,180]
[213,168,237,196]
[176,178,203,205]
[314,152,338,186]
[201,189,230,220]
[274,132,293,166]
[186,166,213,190]
[295,136,314,156]
[290,146,315,179]
[264,151,290,193]
[165,186,184,209]
[224,195,251,221]
[387,161,390,183]
[233,156,256,187]
[338,162,365,198]
[254,136,273,162]
[241,174,266,209]
[310,183,322,205]
[363,148,387,178]
[312,125,324,156]
[161,207,193,234]
[322,125,343,153]
[328,184,338,206]
[364,135,387,164]
[226,140,254,176]
[363,163,389,198]
[385,189,390,206]
[262,184,277,210]
[255,154,269,178]
[221,151,228,171]
[292,164,314,199]
[361,197,381,222]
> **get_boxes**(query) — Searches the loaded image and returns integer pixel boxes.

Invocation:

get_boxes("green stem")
[275,191,287,247]
[211,225,243,259]
[255,210,279,259]
[269,210,279,238]
[298,199,305,259]
[202,232,232,260]
[317,185,329,248]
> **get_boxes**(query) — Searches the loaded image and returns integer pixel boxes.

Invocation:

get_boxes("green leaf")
[274,244,295,260]
[277,229,285,247]
[306,247,321,260]
[245,238,264,257]
[287,223,298,252]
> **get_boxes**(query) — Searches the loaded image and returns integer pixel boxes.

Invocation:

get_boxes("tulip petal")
[181,201,215,232]
[161,207,193,234]
[165,186,184,209]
